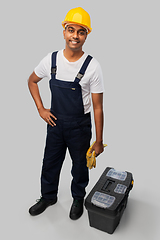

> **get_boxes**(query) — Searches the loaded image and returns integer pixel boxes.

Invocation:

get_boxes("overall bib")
[41,51,93,200]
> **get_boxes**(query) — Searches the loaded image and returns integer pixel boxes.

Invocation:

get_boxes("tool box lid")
[85,167,133,217]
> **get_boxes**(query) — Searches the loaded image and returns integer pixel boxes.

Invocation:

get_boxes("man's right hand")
[38,107,57,127]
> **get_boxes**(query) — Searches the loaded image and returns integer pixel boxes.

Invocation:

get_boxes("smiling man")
[28,7,105,220]
[64,25,87,54]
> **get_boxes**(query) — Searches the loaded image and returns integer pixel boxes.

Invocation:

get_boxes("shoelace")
[36,197,43,203]
[74,200,79,207]
[73,199,83,207]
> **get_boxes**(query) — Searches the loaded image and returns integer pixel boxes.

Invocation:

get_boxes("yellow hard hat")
[62,7,92,34]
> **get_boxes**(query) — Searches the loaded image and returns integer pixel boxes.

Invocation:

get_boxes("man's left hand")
[90,141,104,157]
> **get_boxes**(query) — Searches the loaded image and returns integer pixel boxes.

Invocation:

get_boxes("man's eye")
[79,31,85,36]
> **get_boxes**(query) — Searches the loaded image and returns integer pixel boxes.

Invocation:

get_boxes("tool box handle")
[101,179,115,192]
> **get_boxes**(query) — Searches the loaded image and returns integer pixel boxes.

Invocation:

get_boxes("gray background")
[1,0,160,239]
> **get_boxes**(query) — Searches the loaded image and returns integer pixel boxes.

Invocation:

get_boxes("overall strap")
[51,51,58,76]
[74,55,93,83]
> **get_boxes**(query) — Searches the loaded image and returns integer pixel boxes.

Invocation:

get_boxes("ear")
[63,29,66,39]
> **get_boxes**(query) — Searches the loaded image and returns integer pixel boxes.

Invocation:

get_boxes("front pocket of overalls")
[51,83,84,115]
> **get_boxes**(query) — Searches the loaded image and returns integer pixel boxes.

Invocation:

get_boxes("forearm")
[28,78,44,112]
[28,73,57,126]
[94,108,104,143]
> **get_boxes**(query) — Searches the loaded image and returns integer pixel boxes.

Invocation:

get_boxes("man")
[28,7,104,220]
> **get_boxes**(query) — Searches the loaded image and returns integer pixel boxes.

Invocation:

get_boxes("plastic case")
[84,167,133,234]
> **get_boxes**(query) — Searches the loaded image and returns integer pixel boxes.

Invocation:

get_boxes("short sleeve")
[90,61,105,93]
[34,53,51,79]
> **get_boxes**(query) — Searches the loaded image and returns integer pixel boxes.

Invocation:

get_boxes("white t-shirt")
[34,49,104,114]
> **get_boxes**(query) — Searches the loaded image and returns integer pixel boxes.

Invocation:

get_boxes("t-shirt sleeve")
[34,53,51,79]
[90,61,105,93]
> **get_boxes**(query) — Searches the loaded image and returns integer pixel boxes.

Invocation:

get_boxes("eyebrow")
[67,26,86,32]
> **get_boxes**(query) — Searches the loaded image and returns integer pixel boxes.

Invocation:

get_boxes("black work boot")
[29,197,57,216]
[69,199,84,220]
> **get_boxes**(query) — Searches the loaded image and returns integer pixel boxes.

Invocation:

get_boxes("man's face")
[63,24,87,52]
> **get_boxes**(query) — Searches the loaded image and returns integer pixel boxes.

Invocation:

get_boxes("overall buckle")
[76,73,84,80]
[51,67,57,74]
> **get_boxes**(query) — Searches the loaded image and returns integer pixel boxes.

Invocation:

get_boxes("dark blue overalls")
[41,51,93,200]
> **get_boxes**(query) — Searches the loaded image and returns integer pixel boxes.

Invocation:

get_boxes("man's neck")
[63,48,84,62]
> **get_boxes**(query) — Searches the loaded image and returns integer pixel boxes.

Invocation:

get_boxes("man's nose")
[73,31,78,39]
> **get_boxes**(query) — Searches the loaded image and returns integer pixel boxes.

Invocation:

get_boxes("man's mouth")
[70,40,80,44]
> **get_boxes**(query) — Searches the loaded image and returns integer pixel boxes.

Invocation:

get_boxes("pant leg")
[65,116,92,200]
[41,121,67,200]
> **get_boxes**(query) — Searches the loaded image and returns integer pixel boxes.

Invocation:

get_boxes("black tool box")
[84,167,134,234]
